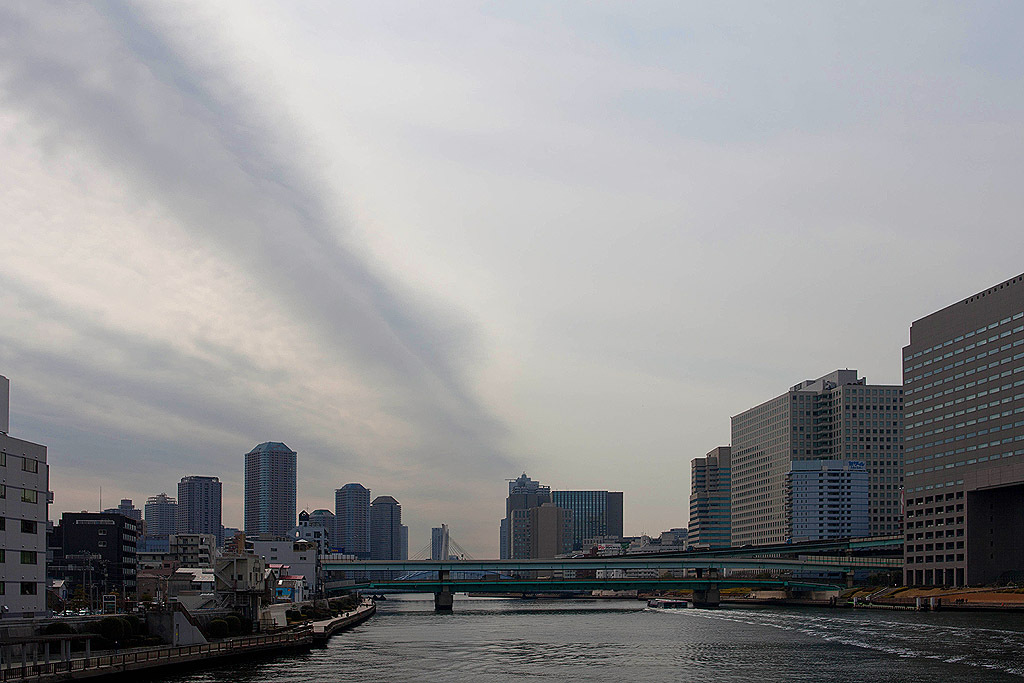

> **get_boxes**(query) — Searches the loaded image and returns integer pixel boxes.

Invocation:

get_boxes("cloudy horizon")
[2,1,1023,555]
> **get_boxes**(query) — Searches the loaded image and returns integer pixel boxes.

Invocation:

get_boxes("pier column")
[691,568,720,608]
[435,569,453,612]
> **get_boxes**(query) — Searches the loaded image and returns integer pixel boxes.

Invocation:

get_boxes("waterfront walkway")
[0,602,376,682]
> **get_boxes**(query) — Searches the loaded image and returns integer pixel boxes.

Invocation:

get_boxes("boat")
[647,598,688,608]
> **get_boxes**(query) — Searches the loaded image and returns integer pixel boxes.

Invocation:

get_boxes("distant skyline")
[2,2,1023,556]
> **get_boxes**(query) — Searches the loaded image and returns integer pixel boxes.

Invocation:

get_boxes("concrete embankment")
[311,603,376,645]
[2,603,376,682]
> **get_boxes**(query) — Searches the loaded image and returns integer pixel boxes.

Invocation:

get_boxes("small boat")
[647,598,688,608]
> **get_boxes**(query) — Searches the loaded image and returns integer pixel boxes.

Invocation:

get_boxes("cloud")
[0,1,513,552]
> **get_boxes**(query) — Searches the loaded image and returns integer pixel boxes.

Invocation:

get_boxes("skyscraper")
[786,460,869,542]
[731,369,903,546]
[178,475,223,545]
[431,524,450,560]
[244,442,297,537]
[902,273,1024,586]
[550,490,624,550]
[688,446,732,548]
[369,495,402,560]
[144,492,177,541]
[335,483,370,558]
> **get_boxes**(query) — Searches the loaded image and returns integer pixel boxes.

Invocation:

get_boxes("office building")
[177,475,223,545]
[786,460,869,542]
[335,483,370,558]
[550,490,624,550]
[431,524,450,560]
[369,496,402,560]
[903,273,1024,586]
[0,375,50,616]
[510,503,573,559]
[731,369,903,546]
[500,473,551,559]
[244,442,297,538]
[399,524,409,560]
[56,511,140,599]
[688,446,732,548]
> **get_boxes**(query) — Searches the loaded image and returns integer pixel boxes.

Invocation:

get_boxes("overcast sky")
[2,1,1023,556]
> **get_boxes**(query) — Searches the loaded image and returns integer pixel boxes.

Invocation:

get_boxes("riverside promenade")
[0,602,376,682]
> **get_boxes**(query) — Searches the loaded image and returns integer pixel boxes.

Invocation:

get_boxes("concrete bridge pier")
[435,569,453,612]
[691,568,721,608]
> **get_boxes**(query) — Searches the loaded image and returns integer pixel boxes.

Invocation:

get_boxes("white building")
[169,533,218,568]
[0,375,50,617]
[249,538,319,596]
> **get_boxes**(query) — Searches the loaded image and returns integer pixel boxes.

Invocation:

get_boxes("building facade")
[369,496,402,560]
[168,533,217,568]
[0,375,50,616]
[785,459,869,542]
[510,503,573,559]
[57,512,140,599]
[244,442,297,538]
[731,369,903,546]
[177,475,223,545]
[688,446,732,548]
[902,273,1024,586]
[550,490,624,551]
[335,483,370,558]
[500,473,551,559]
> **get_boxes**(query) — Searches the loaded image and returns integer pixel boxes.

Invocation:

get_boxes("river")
[158,594,1024,682]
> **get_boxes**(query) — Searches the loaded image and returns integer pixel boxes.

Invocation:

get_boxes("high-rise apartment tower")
[244,442,297,537]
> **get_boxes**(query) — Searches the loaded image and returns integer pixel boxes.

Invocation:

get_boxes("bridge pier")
[435,569,453,612]
[691,568,720,608]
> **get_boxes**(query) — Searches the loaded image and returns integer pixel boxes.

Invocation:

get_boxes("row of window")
[905,312,1024,362]
[0,582,38,596]
[0,452,40,473]
[0,550,38,564]
[0,485,40,503]
[906,396,1024,449]
[0,518,39,533]
[906,356,1024,409]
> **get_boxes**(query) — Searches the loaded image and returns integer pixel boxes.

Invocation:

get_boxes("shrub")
[207,619,229,639]
[42,622,76,636]
[122,615,142,636]
[238,615,253,634]
[285,609,302,622]
[225,615,241,635]
[99,617,125,642]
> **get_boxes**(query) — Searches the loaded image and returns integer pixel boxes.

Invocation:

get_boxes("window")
[21,489,37,504]
[21,520,36,534]
[0,550,4,562]
[21,458,38,474]
[97,541,107,548]
[0,484,5,499]
[0,517,4,531]
[20,551,36,564]
[0,452,5,466]
[0,582,5,595]
[21,582,37,596]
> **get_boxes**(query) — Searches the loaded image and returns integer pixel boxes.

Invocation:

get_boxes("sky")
[1,1,1023,557]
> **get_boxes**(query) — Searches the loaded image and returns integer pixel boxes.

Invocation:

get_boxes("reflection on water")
[156,594,1024,683]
